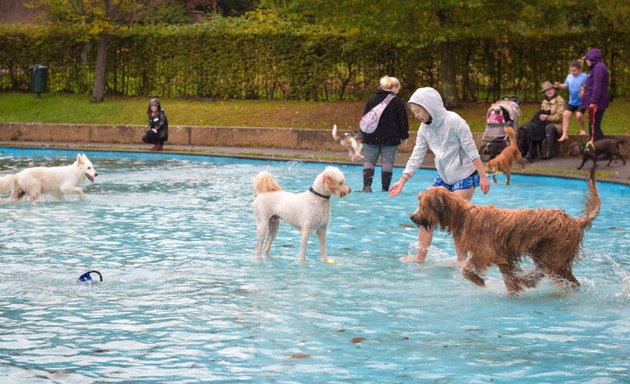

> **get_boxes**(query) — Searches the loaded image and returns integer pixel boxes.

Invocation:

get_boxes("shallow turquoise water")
[0,148,628,383]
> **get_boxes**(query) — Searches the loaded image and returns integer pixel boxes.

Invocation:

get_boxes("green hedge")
[0,20,628,101]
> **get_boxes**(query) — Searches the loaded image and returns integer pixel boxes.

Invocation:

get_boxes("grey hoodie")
[403,87,479,184]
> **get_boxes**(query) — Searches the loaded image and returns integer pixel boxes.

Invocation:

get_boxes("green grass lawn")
[1,92,628,134]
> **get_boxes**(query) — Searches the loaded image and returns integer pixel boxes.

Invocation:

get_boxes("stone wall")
[1,122,628,157]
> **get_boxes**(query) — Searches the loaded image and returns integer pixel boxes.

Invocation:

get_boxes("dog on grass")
[568,138,626,170]
[252,167,351,263]
[410,167,600,297]
[332,124,363,162]
[485,127,525,185]
[2,153,97,202]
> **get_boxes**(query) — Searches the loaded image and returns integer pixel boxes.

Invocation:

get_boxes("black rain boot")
[381,171,393,192]
[542,134,555,159]
[362,169,374,192]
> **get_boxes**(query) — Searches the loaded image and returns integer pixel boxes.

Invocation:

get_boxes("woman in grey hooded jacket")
[388,87,490,263]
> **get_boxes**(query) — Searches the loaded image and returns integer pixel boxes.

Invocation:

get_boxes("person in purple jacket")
[580,48,609,141]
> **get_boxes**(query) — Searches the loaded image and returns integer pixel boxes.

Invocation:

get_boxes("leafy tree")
[258,0,525,106]
[28,0,171,102]
[258,0,628,105]
[218,0,259,16]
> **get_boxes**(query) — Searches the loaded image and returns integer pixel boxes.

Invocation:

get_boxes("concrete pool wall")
[1,122,628,158]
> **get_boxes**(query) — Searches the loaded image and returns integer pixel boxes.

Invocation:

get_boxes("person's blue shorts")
[432,170,480,192]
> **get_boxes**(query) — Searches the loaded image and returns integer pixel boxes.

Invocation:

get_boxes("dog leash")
[585,105,597,152]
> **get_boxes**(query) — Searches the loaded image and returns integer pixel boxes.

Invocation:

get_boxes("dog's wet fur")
[410,168,600,297]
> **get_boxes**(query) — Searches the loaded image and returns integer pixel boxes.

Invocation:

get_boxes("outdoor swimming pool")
[0,147,628,383]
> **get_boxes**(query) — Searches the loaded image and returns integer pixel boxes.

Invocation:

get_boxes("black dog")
[517,110,550,161]
[568,138,626,170]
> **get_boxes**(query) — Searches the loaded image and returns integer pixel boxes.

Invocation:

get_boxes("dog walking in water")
[252,167,351,263]
[1,153,97,202]
[410,167,600,297]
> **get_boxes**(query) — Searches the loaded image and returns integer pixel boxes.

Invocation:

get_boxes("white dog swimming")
[1,153,97,202]
[252,167,351,263]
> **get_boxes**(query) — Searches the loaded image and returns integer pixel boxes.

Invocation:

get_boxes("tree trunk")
[440,40,460,108]
[91,33,110,103]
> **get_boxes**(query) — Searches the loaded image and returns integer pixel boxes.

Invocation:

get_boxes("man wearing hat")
[539,81,566,159]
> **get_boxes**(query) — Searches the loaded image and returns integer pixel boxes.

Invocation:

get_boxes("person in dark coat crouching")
[361,76,409,192]
[142,98,169,151]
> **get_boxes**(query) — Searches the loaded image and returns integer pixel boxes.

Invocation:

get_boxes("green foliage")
[1,14,629,101]
[220,0,259,16]
[137,2,191,25]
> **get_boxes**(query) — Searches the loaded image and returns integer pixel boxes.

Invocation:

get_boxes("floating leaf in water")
[351,337,366,344]
[336,329,345,333]
[401,336,409,340]
[94,349,109,354]
[289,353,311,359]
[399,223,415,228]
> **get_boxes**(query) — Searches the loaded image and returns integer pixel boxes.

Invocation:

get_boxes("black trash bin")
[29,64,48,96]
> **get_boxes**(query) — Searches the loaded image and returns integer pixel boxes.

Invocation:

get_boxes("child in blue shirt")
[555,59,588,141]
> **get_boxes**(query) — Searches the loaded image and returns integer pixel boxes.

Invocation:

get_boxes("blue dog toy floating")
[78,270,103,283]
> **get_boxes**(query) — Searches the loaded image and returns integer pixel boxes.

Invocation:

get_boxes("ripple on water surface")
[0,148,628,383]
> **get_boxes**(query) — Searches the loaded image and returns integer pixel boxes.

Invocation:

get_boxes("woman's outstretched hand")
[388,179,405,197]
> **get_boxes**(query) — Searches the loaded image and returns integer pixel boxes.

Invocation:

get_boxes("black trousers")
[588,108,606,141]
[142,130,165,145]
[541,124,558,159]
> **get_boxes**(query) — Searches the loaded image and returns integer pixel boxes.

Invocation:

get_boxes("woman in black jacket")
[142,98,169,151]
[361,76,409,192]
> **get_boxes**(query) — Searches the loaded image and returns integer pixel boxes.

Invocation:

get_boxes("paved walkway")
[1,141,629,185]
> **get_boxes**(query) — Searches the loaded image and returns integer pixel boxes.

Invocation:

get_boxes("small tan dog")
[485,126,524,185]
[332,124,363,162]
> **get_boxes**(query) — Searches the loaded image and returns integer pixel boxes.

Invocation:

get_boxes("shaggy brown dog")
[485,127,525,185]
[568,138,626,170]
[410,168,600,296]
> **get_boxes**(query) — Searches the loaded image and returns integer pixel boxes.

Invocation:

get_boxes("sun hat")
[540,81,554,93]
